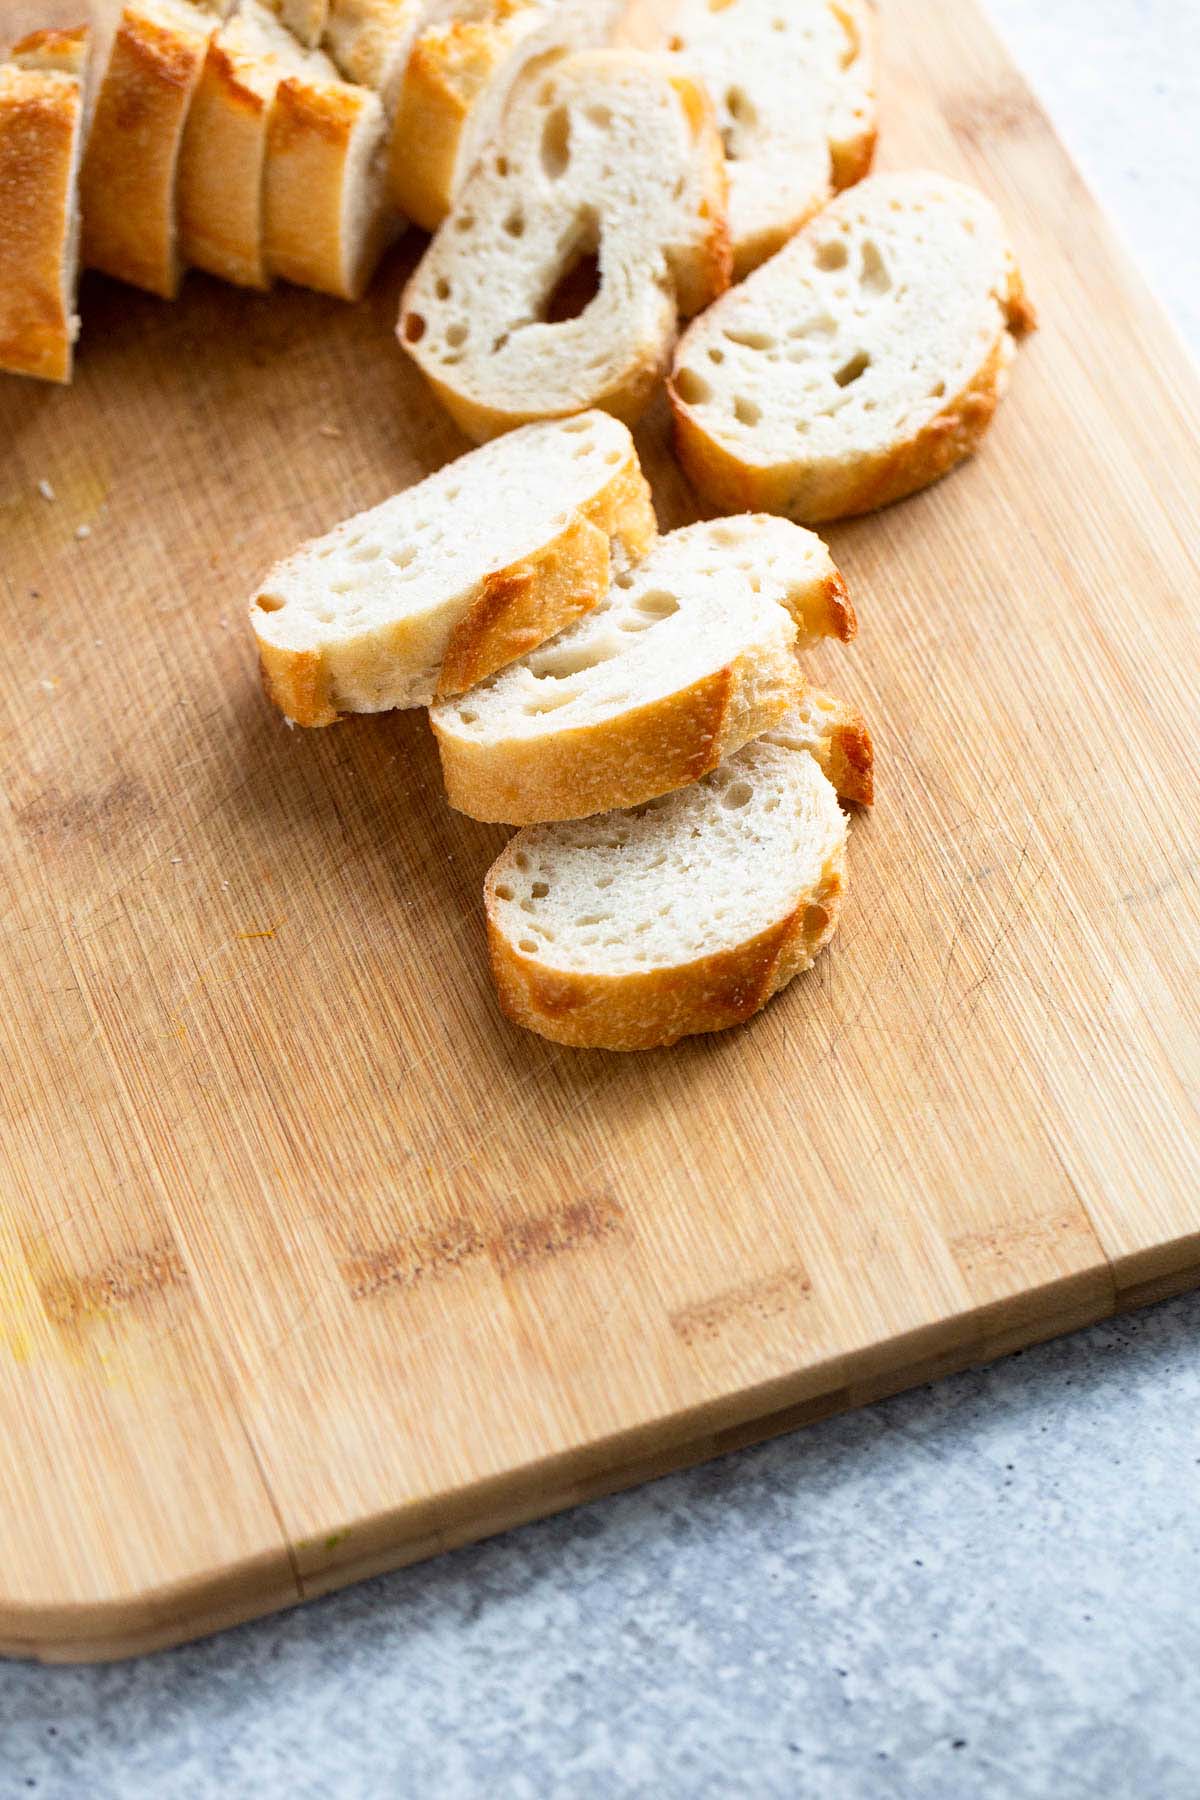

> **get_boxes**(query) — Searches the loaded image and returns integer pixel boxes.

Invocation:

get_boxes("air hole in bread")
[503,209,526,238]
[495,154,510,176]
[831,2,862,68]
[435,277,451,300]
[403,312,426,344]
[349,541,382,564]
[446,322,468,347]
[792,313,836,339]
[721,779,753,811]
[389,545,416,568]
[604,448,622,465]
[515,852,530,871]
[455,212,475,232]
[587,105,612,129]
[815,239,849,272]
[541,105,571,179]
[722,85,758,160]
[523,690,580,714]
[725,327,775,351]
[707,347,725,365]
[528,629,622,679]
[734,396,762,426]
[576,914,610,928]
[674,367,712,406]
[859,239,891,296]
[494,883,514,900]
[540,213,602,325]
[458,708,479,724]
[518,939,538,954]
[667,33,684,50]
[256,594,284,613]
[834,351,870,387]
[532,881,550,898]
[929,379,946,398]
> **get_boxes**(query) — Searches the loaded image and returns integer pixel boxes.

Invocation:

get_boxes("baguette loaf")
[179,0,335,289]
[431,514,855,823]
[0,26,90,383]
[391,0,626,233]
[671,171,1036,523]
[400,47,730,441]
[81,0,233,298]
[485,730,850,1049]
[654,0,876,277]
[252,411,656,724]
[263,38,398,298]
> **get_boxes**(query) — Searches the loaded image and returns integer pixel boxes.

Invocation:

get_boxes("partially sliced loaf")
[485,734,848,1049]
[81,0,233,298]
[763,685,873,806]
[0,26,90,383]
[671,171,1036,524]
[391,0,626,233]
[179,0,332,289]
[431,514,855,823]
[252,411,656,725]
[263,37,398,299]
[400,47,731,442]
[653,0,876,277]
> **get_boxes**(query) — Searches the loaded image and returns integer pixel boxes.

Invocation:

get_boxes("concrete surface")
[3,4,1199,1795]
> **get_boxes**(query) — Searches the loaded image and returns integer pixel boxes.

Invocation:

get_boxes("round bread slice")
[251,411,657,725]
[670,170,1036,524]
[400,47,731,442]
[485,736,849,1050]
[391,0,627,233]
[653,0,876,278]
[431,514,855,823]
[0,26,90,384]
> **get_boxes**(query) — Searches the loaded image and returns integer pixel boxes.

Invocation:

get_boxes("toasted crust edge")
[485,836,846,1050]
[670,258,1036,524]
[80,2,214,299]
[0,37,87,383]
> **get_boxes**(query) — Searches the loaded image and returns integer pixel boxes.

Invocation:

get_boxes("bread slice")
[321,0,430,114]
[262,34,398,299]
[179,0,334,289]
[763,685,873,806]
[651,0,875,278]
[0,26,90,383]
[251,411,656,725]
[81,0,234,299]
[391,0,627,233]
[671,171,1036,524]
[431,514,855,823]
[485,732,849,1049]
[400,47,731,442]
[264,0,330,48]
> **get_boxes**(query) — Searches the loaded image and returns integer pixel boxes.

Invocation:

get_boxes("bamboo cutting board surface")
[2,0,1199,1662]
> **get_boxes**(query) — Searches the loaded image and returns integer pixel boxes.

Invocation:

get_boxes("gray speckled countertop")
[5,5,1200,1795]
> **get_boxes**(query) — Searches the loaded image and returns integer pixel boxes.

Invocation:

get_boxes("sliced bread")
[653,0,876,277]
[391,0,626,233]
[763,685,873,806]
[251,410,656,725]
[670,171,1036,524]
[264,0,330,48]
[0,26,90,383]
[322,0,430,113]
[431,514,855,823]
[179,0,334,289]
[400,47,731,441]
[263,34,398,299]
[81,0,233,298]
[485,732,849,1049]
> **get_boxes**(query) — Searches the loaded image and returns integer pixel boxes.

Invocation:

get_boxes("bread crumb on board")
[37,479,56,502]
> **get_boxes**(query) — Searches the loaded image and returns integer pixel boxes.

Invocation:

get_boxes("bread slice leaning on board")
[670,171,1036,524]
[484,703,866,1050]
[81,0,234,298]
[0,26,90,383]
[391,0,627,233]
[400,47,731,441]
[251,411,656,725]
[431,515,855,823]
[646,0,876,277]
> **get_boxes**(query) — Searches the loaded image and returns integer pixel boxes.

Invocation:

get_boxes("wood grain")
[1,0,1198,1660]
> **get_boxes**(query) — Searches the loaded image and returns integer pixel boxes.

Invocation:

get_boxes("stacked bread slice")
[251,413,873,1049]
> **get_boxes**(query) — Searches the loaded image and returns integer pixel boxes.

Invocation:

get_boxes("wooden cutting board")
[2,0,1198,1663]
